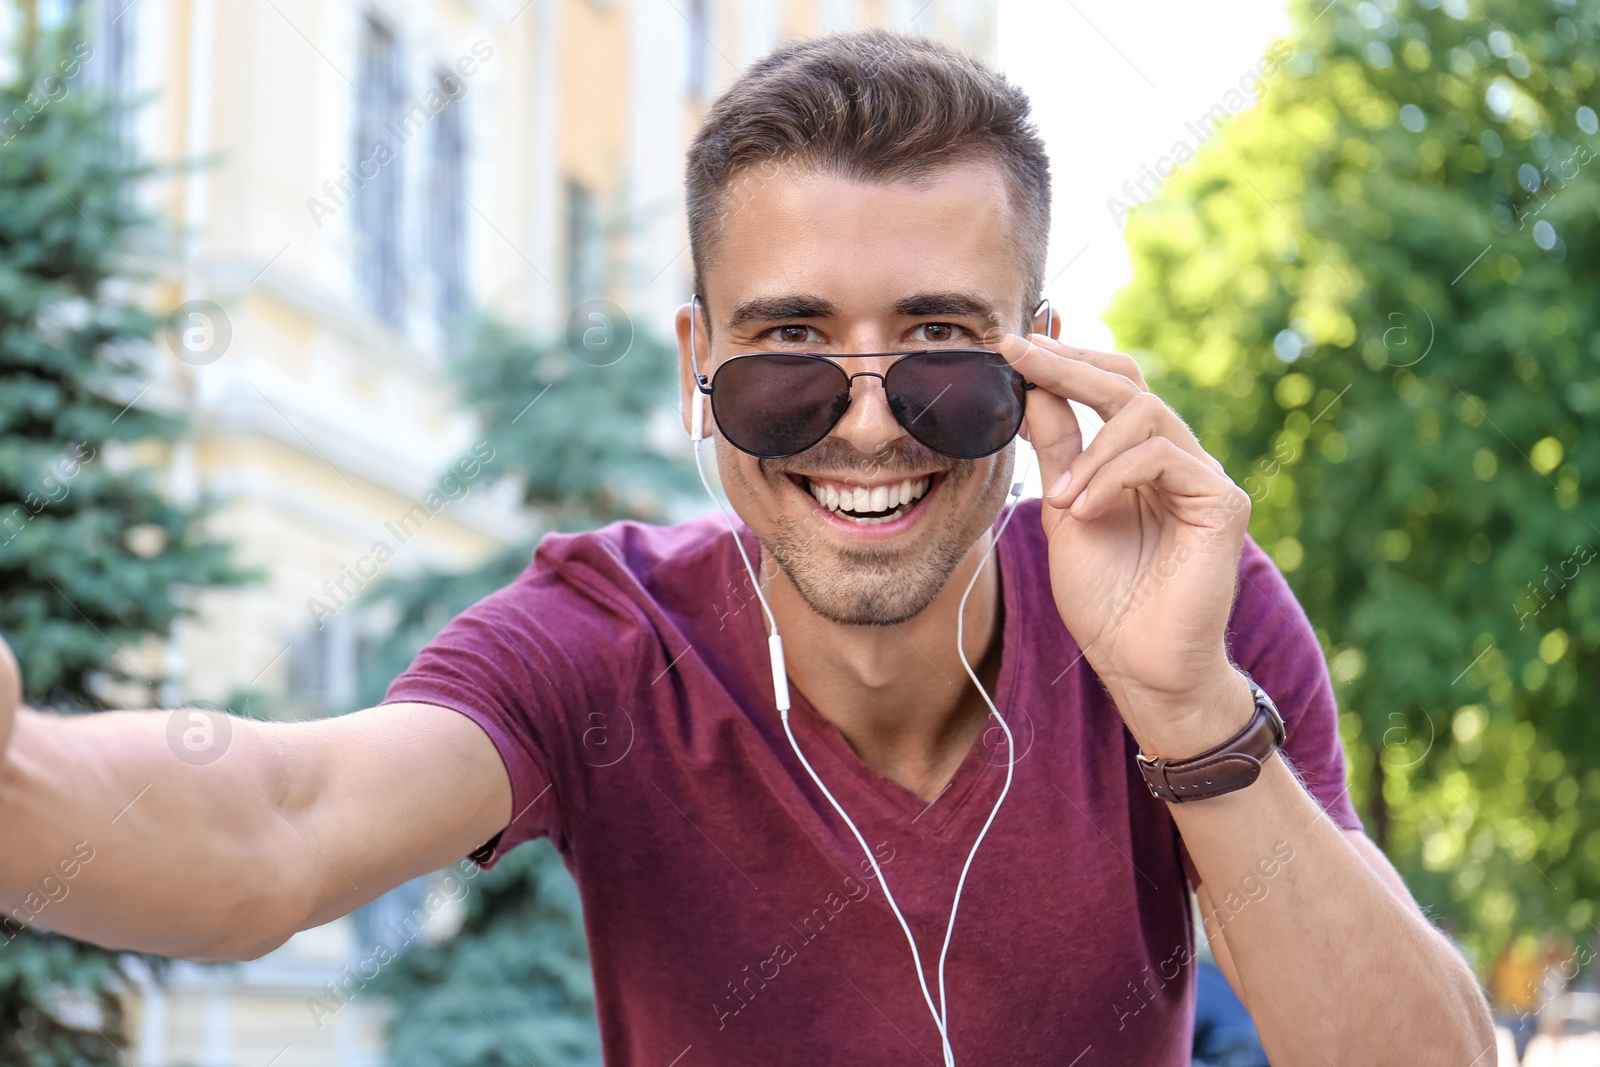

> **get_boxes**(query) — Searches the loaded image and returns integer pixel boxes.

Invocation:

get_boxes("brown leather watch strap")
[1136,675,1285,804]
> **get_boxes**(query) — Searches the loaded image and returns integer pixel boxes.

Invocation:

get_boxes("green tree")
[366,842,601,1067]
[1107,0,1600,970]
[357,317,698,699]
[361,316,696,1064]
[0,13,244,1065]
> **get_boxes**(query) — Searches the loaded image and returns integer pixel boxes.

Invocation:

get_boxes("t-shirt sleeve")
[1179,534,1364,892]
[382,547,640,868]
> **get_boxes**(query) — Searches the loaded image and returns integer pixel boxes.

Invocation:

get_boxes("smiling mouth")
[790,473,938,525]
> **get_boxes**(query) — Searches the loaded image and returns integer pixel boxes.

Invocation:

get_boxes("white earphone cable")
[685,296,1047,1064]
[694,437,949,1050]
[937,446,1033,1053]
[690,436,1031,1067]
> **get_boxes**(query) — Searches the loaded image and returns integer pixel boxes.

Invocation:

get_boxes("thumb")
[1023,401,1086,508]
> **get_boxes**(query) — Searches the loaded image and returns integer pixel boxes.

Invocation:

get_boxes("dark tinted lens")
[710,355,852,458]
[884,351,1027,459]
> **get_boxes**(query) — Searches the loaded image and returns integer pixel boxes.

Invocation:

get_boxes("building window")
[565,181,606,307]
[287,615,359,715]
[427,68,467,343]
[354,14,404,324]
[686,0,708,100]
[50,0,135,147]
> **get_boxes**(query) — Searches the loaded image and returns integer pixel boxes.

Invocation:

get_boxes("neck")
[762,530,1005,803]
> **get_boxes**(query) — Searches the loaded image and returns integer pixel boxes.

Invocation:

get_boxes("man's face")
[679,161,1032,627]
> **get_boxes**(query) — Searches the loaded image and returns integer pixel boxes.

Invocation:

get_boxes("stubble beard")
[736,443,1015,627]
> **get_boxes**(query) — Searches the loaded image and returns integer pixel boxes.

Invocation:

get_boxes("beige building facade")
[12,0,996,1062]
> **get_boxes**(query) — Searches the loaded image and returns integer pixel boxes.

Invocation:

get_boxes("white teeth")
[805,475,935,521]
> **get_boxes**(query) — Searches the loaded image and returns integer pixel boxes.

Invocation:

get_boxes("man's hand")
[0,633,18,761]
[998,333,1254,754]
[999,333,1498,1059]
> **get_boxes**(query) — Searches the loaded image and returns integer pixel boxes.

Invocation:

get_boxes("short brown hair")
[685,30,1051,320]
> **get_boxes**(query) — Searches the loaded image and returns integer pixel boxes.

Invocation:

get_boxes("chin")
[787,560,946,627]
[726,441,1016,626]
[760,498,977,627]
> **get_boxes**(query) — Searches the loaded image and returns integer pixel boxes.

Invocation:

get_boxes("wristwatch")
[1135,673,1285,804]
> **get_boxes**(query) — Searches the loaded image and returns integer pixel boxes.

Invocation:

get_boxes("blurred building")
[9,0,997,1063]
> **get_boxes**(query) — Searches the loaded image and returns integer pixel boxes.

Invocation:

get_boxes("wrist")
[1112,664,1254,759]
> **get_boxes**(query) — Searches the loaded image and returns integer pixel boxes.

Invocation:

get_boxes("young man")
[0,30,1493,1066]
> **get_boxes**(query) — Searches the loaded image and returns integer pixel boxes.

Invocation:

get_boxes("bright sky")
[995,0,1292,491]
[997,0,1294,349]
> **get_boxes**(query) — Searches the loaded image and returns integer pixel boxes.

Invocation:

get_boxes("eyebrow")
[724,291,1004,329]
[726,295,839,328]
[892,291,1005,325]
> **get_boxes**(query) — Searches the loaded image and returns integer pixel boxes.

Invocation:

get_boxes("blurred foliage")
[0,10,244,1065]
[359,316,695,1063]
[1108,0,1600,971]
[368,843,602,1067]
[356,317,697,706]
[460,316,697,531]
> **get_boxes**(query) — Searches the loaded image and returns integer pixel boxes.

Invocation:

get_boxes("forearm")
[1123,675,1493,1063]
[1177,757,1490,1061]
[0,706,311,959]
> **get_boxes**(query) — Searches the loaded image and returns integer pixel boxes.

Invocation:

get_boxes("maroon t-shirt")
[385,498,1361,1066]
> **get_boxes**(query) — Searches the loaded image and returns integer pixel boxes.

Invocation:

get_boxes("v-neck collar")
[734,515,1021,839]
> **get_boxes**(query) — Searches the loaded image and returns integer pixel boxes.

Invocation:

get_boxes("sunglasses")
[694,349,1036,460]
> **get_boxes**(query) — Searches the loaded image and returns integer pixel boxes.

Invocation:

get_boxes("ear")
[675,301,710,440]
[1030,299,1061,340]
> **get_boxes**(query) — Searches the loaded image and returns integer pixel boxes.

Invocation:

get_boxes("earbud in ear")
[1034,297,1056,339]
[686,294,709,443]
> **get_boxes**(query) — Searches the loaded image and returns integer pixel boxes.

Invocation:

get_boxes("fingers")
[998,331,1135,494]
[1002,332,1226,482]
[997,333,1144,423]
[1058,435,1251,530]
[1047,392,1239,514]
[1024,333,1151,392]
[997,333,1229,503]
[1019,391,1085,491]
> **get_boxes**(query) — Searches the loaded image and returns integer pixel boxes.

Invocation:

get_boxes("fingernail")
[1048,471,1072,500]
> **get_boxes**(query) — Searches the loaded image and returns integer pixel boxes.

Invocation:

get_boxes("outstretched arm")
[0,635,510,961]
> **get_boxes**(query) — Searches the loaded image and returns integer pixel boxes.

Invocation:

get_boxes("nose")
[829,365,909,458]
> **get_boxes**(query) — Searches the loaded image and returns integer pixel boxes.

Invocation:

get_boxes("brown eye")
[778,326,810,343]
[920,323,955,342]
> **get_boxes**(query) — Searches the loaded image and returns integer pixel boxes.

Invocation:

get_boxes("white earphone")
[683,295,1052,1065]
[682,297,707,445]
